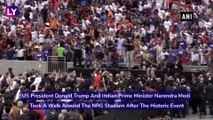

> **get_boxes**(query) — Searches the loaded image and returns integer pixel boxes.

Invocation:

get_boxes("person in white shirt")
[169,31,178,41]
[38,1,48,11]
[9,80,18,91]
[163,18,172,32]
[31,29,38,42]
[82,19,91,30]
[38,33,44,43]
[203,19,212,30]
[10,23,17,36]
[155,0,164,9]
[140,26,146,38]
[30,76,42,91]
[96,5,102,15]
[191,49,200,65]
[0,75,4,87]
[184,32,193,45]
[14,0,20,6]
[114,12,122,24]
[138,2,143,12]
[15,46,25,60]
[143,0,152,9]
[160,50,169,61]
[110,2,117,12]
[116,35,125,56]
[140,42,148,55]
[158,8,165,20]
[63,30,70,37]
[104,3,111,12]
[6,0,12,6]
[154,43,163,64]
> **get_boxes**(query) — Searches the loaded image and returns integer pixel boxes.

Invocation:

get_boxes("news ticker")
[28,102,186,110]
[21,92,191,100]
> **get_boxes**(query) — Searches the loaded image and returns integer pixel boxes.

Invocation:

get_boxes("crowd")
[0,0,212,68]
[0,55,213,120]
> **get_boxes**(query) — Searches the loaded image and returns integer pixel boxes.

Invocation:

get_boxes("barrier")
[47,56,67,73]
[114,49,207,66]
[1,48,207,67]
[0,60,206,75]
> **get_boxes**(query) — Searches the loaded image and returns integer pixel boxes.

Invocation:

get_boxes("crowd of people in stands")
[0,0,212,68]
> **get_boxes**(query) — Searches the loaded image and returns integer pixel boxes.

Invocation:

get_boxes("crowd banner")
[47,56,67,73]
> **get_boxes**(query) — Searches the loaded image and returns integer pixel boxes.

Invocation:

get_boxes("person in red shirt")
[34,109,46,120]
[93,71,102,89]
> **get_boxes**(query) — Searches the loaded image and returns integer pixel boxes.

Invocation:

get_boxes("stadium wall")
[0,60,207,75]
[0,60,73,74]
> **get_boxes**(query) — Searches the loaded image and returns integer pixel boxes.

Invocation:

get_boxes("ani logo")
[5,6,19,18]
[180,12,193,21]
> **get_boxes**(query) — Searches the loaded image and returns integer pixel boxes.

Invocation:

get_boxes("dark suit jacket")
[16,114,31,120]
[197,83,206,100]
[0,102,4,120]
[175,59,183,71]
[206,84,213,100]
[176,85,187,92]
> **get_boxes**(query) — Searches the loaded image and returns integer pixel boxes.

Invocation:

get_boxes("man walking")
[206,80,213,116]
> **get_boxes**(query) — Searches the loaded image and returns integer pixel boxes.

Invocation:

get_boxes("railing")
[47,56,67,73]
[1,49,208,68]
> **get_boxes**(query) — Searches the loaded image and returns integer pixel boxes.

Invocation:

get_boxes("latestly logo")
[180,12,193,21]
[5,6,19,18]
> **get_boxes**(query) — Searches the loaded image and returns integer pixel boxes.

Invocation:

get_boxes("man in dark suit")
[206,80,213,116]
[175,83,187,118]
[197,78,207,117]
[174,57,183,75]
[0,96,4,120]
[159,55,175,76]
[16,108,31,120]
[190,79,199,114]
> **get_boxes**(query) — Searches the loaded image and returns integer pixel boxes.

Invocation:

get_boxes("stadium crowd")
[0,0,212,68]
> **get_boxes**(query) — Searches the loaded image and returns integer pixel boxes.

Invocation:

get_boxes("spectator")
[56,43,66,57]
[1,106,12,120]
[73,36,83,67]
[84,40,93,68]
[15,46,25,60]
[124,33,135,69]
[5,45,16,60]
[206,80,213,116]
[10,102,21,120]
